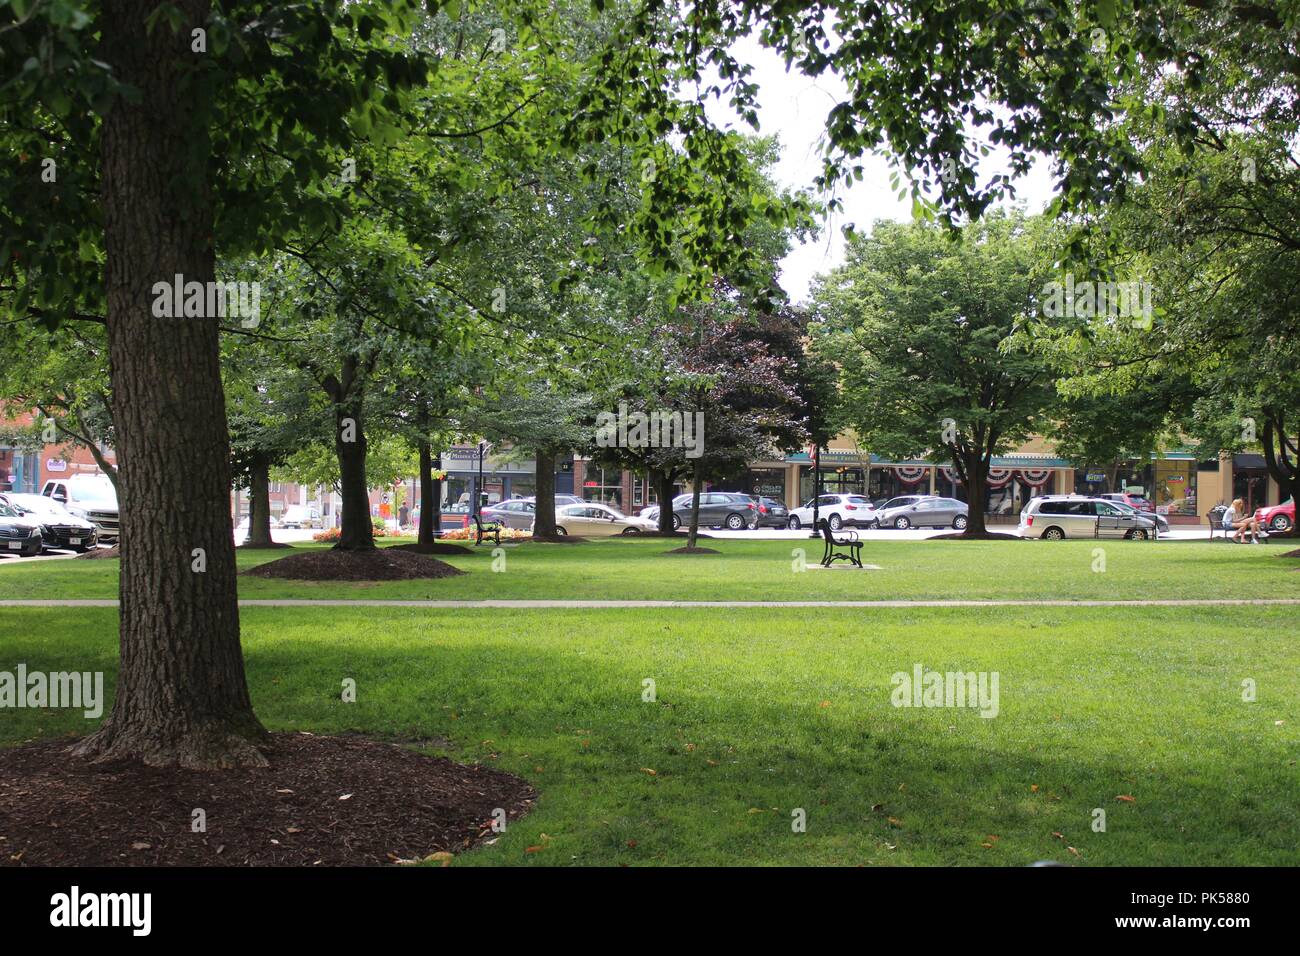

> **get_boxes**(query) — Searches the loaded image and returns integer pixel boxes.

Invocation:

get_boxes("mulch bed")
[0,733,534,867]
[238,541,294,550]
[928,531,1022,541]
[76,545,120,559]
[389,542,475,557]
[242,548,464,581]
[640,531,715,539]
[665,546,721,554]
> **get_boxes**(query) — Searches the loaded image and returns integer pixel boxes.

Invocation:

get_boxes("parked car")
[666,492,758,530]
[551,502,657,536]
[872,495,930,528]
[787,493,877,531]
[755,496,790,529]
[1017,495,1159,539]
[876,495,969,530]
[41,474,119,542]
[518,494,584,509]
[1097,492,1154,513]
[1254,499,1294,533]
[0,498,43,556]
[1107,497,1169,533]
[278,505,322,529]
[481,498,537,530]
[1,493,98,551]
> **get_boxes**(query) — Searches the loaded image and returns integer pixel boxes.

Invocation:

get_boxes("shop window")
[582,467,624,507]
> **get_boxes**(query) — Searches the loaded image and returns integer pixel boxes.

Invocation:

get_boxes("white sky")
[702,37,1060,303]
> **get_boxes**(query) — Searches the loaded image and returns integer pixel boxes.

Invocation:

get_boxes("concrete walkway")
[3,598,1300,609]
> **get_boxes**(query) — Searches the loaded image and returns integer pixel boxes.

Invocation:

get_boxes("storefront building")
[771,440,1280,524]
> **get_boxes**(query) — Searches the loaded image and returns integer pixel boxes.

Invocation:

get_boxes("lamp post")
[476,440,487,521]
[809,444,822,538]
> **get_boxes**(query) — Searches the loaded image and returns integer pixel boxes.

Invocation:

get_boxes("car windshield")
[0,501,21,518]
[73,486,116,506]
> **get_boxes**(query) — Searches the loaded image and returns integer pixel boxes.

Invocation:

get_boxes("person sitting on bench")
[1223,497,1263,544]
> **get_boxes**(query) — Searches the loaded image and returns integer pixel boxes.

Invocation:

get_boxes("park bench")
[818,519,864,568]
[472,514,502,547]
[1206,505,1229,541]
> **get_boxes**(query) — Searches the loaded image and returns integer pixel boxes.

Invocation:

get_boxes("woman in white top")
[1224,497,1262,543]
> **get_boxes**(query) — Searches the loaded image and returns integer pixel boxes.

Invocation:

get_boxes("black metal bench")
[818,519,863,568]
[472,515,502,547]
[1206,505,1229,541]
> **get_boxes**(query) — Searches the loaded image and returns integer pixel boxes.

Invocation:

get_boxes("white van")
[1017,495,1159,540]
[41,474,120,541]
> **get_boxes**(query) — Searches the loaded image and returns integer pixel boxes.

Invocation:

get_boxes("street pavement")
[0,524,1249,565]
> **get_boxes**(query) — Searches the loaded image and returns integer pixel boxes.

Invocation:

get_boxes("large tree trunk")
[687,461,703,548]
[964,453,989,535]
[72,0,267,768]
[244,454,275,547]
[417,439,436,546]
[533,447,558,539]
[333,398,374,551]
[653,467,676,534]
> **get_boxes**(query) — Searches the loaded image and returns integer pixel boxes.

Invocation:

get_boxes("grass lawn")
[2,593,1297,865]
[2,535,1298,602]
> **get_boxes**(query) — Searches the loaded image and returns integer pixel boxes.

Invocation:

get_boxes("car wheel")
[953,515,968,530]
[621,527,639,535]
[1041,526,1065,540]
[555,526,568,536]
[725,513,746,530]
[893,516,911,530]
[671,514,682,531]
[1271,514,1292,532]
[828,514,843,531]
[787,516,801,531]
[1126,528,1149,540]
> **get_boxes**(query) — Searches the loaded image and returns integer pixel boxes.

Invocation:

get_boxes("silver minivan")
[1018,496,1158,540]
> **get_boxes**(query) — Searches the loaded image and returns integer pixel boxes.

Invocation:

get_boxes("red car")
[1254,499,1294,533]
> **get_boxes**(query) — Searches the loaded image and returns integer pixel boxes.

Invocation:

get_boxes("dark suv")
[662,492,758,530]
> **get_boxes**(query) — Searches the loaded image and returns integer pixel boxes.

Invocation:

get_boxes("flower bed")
[438,526,533,541]
[312,526,390,542]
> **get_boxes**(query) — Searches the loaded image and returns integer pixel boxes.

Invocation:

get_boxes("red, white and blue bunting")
[1017,468,1054,488]
[985,467,1015,488]
[892,465,929,485]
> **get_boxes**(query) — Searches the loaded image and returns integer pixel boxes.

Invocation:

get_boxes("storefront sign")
[1085,472,1105,482]
[45,459,68,472]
